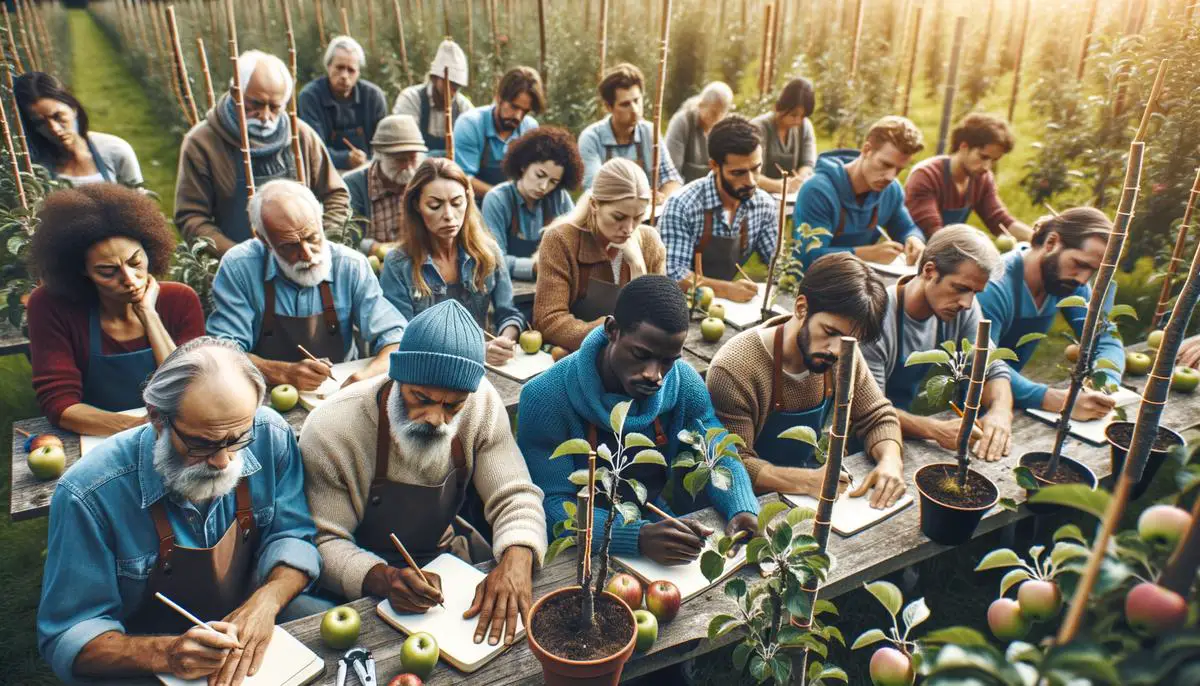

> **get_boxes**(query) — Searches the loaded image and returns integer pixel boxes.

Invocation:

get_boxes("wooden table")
[0,320,30,358]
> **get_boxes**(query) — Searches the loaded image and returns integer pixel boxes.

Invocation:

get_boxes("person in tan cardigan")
[533,158,666,351]
[706,253,907,509]
[175,50,350,256]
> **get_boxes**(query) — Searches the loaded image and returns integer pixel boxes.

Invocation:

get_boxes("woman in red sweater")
[27,184,204,436]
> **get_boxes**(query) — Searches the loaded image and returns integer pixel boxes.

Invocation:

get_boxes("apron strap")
[509,184,523,239]
[739,214,749,254]
[834,204,881,239]
[375,380,394,484]
[150,500,177,568]
[941,157,973,214]
[636,133,647,176]
[233,480,255,534]
[695,210,714,277]
[450,436,468,488]
[318,281,339,335]
[577,262,594,301]
[262,264,278,338]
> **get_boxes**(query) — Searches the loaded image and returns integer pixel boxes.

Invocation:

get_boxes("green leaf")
[749,655,770,682]
[1095,357,1120,371]
[705,427,726,445]
[596,443,614,465]
[568,469,591,486]
[786,592,811,620]
[999,569,1032,597]
[711,466,734,491]
[902,598,931,633]
[677,430,700,446]
[923,375,956,411]
[627,478,648,505]
[714,431,746,459]
[551,438,593,460]
[1015,332,1046,348]
[813,666,849,683]
[922,626,989,647]
[825,625,846,647]
[732,642,752,671]
[851,628,888,650]
[615,501,641,524]
[905,350,953,367]
[683,466,711,498]
[771,522,794,554]
[975,548,1022,571]
[563,501,577,519]
[631,449,668,467]
[863,581,903,618]
[1049,542,1089,568]
[777,424,819,446]
[707,613,740,640]
[1108,304,1138,320]
[786,506,816,527]
[1057,295,1087,308]
[1028,484,1110,519]
[1054,524,1086,544]
[700,550,725,583]
[746,537,770,564]
[814,599,838,617]
[987,348,1020,364]
[609,402,630,436]
[1013,465,1040,491]
[770,657,791,685]
[998,497,1019,512]
[757,501,790,533]
[724,578,747,599]
[624,432,655,449]
[672,454,698,469]
[544,536,576,565]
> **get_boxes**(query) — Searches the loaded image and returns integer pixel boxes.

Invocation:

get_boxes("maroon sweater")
[904,154,1016,237]
[28,282,205,424]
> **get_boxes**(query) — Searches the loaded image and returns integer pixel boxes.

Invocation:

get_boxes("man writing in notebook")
[37,338,322,685]
[301,300,547,647]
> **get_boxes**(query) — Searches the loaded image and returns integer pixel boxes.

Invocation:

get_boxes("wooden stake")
[442,0,450,37]
[12,0,38,72]
[901,2,923,117]
[442,66,454,160]
[154,5,192,127]
[890,0,913,108]
[769,0,784,85]
[465,0,472,59]
[1,40,32,174]
[282,0,307,187]
[340,6,351,35]
[956,320,991,486]
[597,0,609,85]
[935,16,966,155]
[29,0,53,75]
[848,0,864,82]
[1152,167,1200,329]
[367,0,377,57]
[537,0,547,87]
[761,169,791,321]
[196,38,216,112]
[391,0,413,84]
[226,0,255,200]
[3,4,23,74]
[488,0,500,65]
[18,0,42,73]
[1076,0,1100,82]
[167,7,200,127]
[1006,0,1030,123]
[649,0,673,222]
[207,0,219,37]
[315,0,327,46]
[757,3,773,98]
[0,87,27,210]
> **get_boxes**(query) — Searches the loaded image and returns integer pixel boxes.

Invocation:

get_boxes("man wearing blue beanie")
[519,275,760,565]
[301,299,546,647]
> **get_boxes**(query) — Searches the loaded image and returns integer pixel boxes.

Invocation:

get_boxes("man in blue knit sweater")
[518,275,760,565]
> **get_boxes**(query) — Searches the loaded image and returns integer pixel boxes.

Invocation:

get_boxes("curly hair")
[864,115,925,157]
[30,183,176,304]
[500,126,584,191]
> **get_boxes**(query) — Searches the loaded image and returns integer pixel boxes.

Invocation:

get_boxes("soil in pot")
[916,465,997,507]
[1107,423,1178,452]
[1024,455,1090,485]
[531,589,635,662]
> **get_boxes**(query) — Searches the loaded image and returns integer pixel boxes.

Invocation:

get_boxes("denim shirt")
[453,104,539,178]
[207,239,407,358]
[379,243,525,334]
[481,180,575,281]
[37,407,321,683]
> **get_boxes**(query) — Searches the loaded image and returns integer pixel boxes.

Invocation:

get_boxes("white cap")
[429,40,469,88]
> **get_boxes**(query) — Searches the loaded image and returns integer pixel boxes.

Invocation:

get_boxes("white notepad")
[614,538,748,602]
[80,407,149,458]
[781,490,914,537]
[1025,386,1142,445]
[298,359,372,410]
[156,625,324,686]
[376,553,523,673]
[714,283,791,329]
[869,254,918,278]
[486,349,555,382]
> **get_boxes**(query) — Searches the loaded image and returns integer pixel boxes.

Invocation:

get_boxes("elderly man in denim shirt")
[208,179,407,392]
[37,337,322,685]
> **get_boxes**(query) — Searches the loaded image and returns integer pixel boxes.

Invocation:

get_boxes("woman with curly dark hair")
[480,126,583,282]
[27,184,204,436]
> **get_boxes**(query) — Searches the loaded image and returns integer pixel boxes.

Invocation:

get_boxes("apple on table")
[388,675,424,686]
[700,317,725,343]
[320,605,362,650]
[633,609,658,651]
[401,632,439,680]
[27,442,66,481]
[1125,351,1151,376]
[519,330,543,355]
[271,384,299,412]
[645,580,681,623]
[605,572,643,611]
[1171,366,1199,393]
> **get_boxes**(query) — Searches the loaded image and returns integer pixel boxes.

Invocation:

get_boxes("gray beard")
[385,387,463,482]
[274,241,332,288]
[152,431,244,504]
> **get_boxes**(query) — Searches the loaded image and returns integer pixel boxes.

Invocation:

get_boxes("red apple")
[24,433,64,454]
[645,580,681,623]
[387,675,423,686]
[987,598,1030,641]
[1138,504,1193,547]
[606,572,643,611]
[1125,582,1187,635]
[869,647,915,686]
[1017,579,1061,622]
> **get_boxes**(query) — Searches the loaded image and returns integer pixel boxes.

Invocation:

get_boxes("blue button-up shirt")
[659,172,780,281]
[37,407,321,683]
[577,116,682,190]
[207,239,407,359]
[379,244,525,334]
[453,104,539,179]
[481,180,575,281]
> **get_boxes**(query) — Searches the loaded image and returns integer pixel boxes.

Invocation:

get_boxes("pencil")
[734,263,756,283]
[296,344,334,368]
[14,427,30,437]
[389,533,446,609]
[949,401,986,432]
[644,501,678,523]
[875,225,894,243]
[481,328,498,341]
[154,592,235,642]
[996,223,1014,238]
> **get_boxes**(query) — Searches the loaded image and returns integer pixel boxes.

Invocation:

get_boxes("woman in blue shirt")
[481,126,582,282]
[381,158,525,365]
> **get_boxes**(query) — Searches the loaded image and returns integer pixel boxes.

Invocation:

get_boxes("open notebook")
[714,283,791,329]
[615,536,748,602]
[298,359,371,410]
[486,348,555,382]
[80,407,149,458]
[781,490,914,537]
[377,553,523,673]
[157,625,324,686]
[1025,386,1142,445]
[869,254,918,278]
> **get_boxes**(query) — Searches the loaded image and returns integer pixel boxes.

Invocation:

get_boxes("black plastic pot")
[1106,421,1185,501]
[1018,451,1098,515]
[915,463,999,546]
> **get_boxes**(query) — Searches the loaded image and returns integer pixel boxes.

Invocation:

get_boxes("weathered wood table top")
[0,320,30,358]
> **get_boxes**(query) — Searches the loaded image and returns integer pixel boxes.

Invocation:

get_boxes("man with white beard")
[343,115,428,258]
[37,337,322,685]
[300,300,547,647]
[207,179,408,392]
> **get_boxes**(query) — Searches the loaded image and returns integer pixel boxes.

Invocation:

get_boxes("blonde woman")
[380,158,524,365]
[533,158,666,351]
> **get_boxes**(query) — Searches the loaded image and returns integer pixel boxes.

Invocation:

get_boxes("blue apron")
[475,109,509,188]
[752,324,833,469]
[82,309,158,412]
[886,277,946,412]
[997,255,1055,372]
[506,183,551,259]
[939,157,974,226]
[86,137,115,182]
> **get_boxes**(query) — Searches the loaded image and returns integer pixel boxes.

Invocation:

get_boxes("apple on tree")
[1138,504,1192,547]
[605,572,643,611]
[633,609,658,651]
[271,384,300,412]
[1125,582,1187,636]
[401,632,439,679]
[986,598,1029,641]
[1016,579,1062,622]
[320,605,361,650]
[645,580,681,623]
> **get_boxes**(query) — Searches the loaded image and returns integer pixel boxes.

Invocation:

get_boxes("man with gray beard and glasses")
[37,337,322,686]
[207,179,408,393]
[301,299,547,648]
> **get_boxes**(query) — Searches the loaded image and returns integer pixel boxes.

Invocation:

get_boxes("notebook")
[486,348,555,382]
[714,283,791,329]
[156,625,324,686]
[780,490,914,537]
[614,536,749,602]
[868,254,918,278]
[376,553,523,673]
[298,359,372,410]
[80,407,149,458]
[1025,386,1142,445]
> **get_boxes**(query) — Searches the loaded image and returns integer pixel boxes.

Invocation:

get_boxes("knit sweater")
[705,316,903,483]
[299,374,547,600]
[532,221,666,351]
[518,327,760,558]
[904,155,1016,237]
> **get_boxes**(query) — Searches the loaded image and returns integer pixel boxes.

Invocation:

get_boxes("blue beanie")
[389,300,486,392]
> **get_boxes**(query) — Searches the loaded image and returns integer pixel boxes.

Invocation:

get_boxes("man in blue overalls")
[978,207,1123,419]
[706,253,906,509]
[861,225,1014,462]
[453,66,544,201]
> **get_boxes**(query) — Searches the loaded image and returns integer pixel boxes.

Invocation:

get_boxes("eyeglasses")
[166,416,255,458]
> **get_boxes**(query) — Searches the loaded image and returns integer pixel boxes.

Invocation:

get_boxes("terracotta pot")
[915,463,999,546]
[1018,451,1098,515]
[527,587,637,686]
[1106,421,1184,501]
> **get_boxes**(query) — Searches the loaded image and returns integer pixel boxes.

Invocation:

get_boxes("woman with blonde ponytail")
[533,158,666,350]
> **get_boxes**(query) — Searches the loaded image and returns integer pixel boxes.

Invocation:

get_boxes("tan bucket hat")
[371,114,428,154]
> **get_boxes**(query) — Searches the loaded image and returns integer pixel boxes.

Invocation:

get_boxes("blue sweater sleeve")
[978,272,1046,409]
[882,184,924,244]
[793,182,850,268]
[1067,284,1126,385]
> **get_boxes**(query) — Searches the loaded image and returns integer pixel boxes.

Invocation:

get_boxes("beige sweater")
[706,316,903,484]
[300,375,547,600]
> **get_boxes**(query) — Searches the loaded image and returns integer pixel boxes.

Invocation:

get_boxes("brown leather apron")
[587,418,669,508]
[694,209,750,281]
[833,204,880,239]
[570,247,630,323]
[253,259,347,363]
[355,381,491,566]
[125,482,260,634]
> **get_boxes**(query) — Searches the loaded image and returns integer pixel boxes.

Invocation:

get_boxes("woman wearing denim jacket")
[380,157,526,366]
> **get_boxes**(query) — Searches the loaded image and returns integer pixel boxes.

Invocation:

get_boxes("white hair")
[698,82,734,111]
[920,224,1003,280]
[248,179,324,240]
[233,50,293,102]
[324,35,366,67]
[143,337,267,416]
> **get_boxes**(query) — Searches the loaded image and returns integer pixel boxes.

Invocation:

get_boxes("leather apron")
[604,133,649,181]
[418,84,461,157]
[570,248,630,323]
[252,259,347,363]
[221,144,298,244]
[998,256,1055,373]
[886,277,946,412]
[125,481,260,634]
[939,157,974,226]
[694,209,750,281]
[82,309,159,412]
[355,381,491,566]
[832,203,881,242]
[752,324,833,469]
[476,112,508,188]
[587,418,669,508]
[506,183,553,259]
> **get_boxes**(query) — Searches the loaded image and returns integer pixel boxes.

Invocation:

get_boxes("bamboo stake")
[977,0,995,69]
[3,5,23,75]
[1076,0,1100,82]
[936,16,966,155]
[441,0,450,37]
[340,6,350,35]
[13,0,38,72]
[207,0,219,37]
[488,0,500,64]
[29,0,53,75]
[901,2,923,117]
[465,0,472,59]
[154,5,192,126]
[367,0,377,57]
[761,169,791,321]
[757,3,773,98]
[282,0,307,187]
[890,0,913,107]
[1,40,32,174]
[769,0,784,85]
[581,450,597,621]
[166,7,200,127]
[956,320,991,486]
[296,0,305,23]
[257,0,269,29]
[596,0,609,85]
[848,0,864,82]
[0,87,27,210]
[1152,167,1200,329]
[226,0,255,200]
[131,0,149,56]
[1006,0,1030,123]
[18,0,42,73]
[1159,491,1200,595]
[315,0,327,46]
[536,0,546,87]
[391,0,413,85]
[649,0,673,223]
[196,38,216,112]
[443,66,454,160]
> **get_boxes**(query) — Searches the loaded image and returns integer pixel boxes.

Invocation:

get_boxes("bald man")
[176,50,350,255]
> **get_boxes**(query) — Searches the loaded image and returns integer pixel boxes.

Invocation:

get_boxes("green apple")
[320,605,361,649]
[401,631,439,679]
[271,384,299,412]
[27,444,66,480]
[1172,365,1199,393]
[368,254,382,274]
[1125,351,1152,376]
[1138,504,1192,547]
[995,234,1016,253]
[1065,344,1080,363]
[700,316,725,343]
[519,330,543,354]
[707,303,726,321]
[373,243,392,261]
[1147,329,1165,349]
[633,609,658,652]
[695,286,715,310]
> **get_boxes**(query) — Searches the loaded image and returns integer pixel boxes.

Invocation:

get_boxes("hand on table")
[1044,387,1115,420]
[289,359,334,391]
[639,518,712,565]
[849,454,906,509]
[973,411,1012,462]
[486,336,516,365]
[164,621,239,682]
[723,511,758,550]
[856,241,904,265]
[932,417,981,452]
[465,546,534,646]
[216,593,280,686]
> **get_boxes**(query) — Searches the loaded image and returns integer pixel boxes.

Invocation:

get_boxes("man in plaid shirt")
[659,115,778,303]
[344,115,427,258]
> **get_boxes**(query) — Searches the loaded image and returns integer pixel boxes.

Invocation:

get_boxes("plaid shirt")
[367,162,406,243]
[659,173,779,281]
